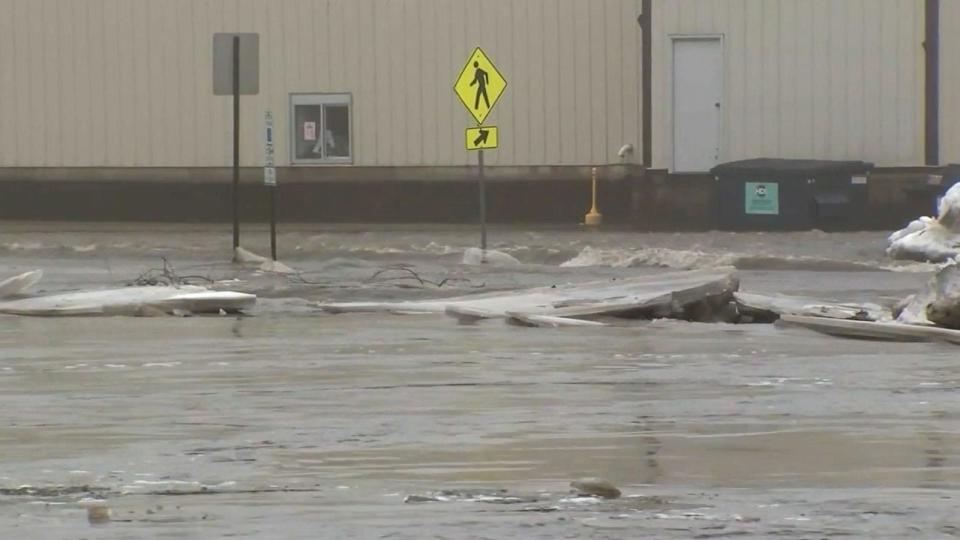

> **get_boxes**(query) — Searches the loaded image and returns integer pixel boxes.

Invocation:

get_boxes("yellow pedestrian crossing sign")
[454,48,507,125]
[466,126,498,150]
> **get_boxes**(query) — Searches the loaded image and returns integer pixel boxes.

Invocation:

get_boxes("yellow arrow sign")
[454,48,507,125]
[466,126,498,150]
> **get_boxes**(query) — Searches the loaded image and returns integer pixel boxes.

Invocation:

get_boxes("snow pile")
[887,183,960,262]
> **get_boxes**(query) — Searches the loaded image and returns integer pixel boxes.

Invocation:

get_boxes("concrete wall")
[651,0,925,170]
[0,0,644,169]
[941,0,960,165]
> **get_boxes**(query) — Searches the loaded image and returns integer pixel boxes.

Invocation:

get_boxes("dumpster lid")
[944,163,960,177]
[711,158,874,177]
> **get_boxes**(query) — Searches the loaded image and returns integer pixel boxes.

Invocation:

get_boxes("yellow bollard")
[584,167,603,226]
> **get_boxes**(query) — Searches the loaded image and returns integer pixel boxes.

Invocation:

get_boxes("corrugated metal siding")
[0,0,644,168]
[652,0,925,170]
[942,0,960,165]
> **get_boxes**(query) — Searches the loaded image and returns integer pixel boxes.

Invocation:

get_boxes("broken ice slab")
[319,268,740,323]
[779,314,960,345]
[504,313,609,328]
[923,263,960,329]
[0,285,256,317]
[0,270,43,299]
[734,292,889,323]
[893,261,960,328]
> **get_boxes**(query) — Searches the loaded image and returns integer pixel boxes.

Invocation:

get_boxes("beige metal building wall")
[651,0,925,170]
[0,0,644,169]
[941,0,960,165]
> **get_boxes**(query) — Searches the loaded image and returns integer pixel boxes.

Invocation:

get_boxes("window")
[290,93,352,164]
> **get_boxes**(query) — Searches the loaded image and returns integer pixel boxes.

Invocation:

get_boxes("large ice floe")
[0,270,255,317]
[321,263,960,344]
[887,183,960,262]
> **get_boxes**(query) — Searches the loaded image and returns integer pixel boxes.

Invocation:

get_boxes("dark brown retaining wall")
[0,166,949,230]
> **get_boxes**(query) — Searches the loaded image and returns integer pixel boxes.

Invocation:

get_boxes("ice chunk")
[0,270,43,299]
[0,286,256,317]
[462,248,521,266]
[888,184,960,262]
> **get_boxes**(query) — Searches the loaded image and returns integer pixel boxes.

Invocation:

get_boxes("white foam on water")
[345,246,406,254]
[3,242,46,251]
[421,242,466,255]
[560,246,731,269]
[882,261,942,273]
[560,245,905,272]
[133,479,199,486]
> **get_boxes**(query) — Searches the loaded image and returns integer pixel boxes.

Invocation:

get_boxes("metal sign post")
[264,111,278,261]
[454,47,507,257]
[232,36,240,251]
[213,33,259,258]
[478,149,487,252]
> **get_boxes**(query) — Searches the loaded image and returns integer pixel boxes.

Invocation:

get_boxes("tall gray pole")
[478,149,487,254]
[270,187,277,261]
[232,35,241,251]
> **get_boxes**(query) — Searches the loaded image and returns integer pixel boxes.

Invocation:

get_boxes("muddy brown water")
[0,223,956,539]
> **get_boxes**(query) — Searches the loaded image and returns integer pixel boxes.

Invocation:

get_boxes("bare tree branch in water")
[130,257,215,287]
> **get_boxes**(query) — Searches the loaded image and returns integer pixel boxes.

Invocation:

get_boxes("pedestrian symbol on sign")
[454,48,507,125]
[470,62,490,110]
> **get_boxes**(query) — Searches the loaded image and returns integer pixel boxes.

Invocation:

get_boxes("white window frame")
[290,93,353,165]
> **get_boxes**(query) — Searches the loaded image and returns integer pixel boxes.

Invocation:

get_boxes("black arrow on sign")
[473,129,490,147]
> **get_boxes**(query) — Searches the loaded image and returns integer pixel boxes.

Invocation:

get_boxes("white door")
[672,38,723,172]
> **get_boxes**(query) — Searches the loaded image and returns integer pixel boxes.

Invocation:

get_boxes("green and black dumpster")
[710,159,874,231]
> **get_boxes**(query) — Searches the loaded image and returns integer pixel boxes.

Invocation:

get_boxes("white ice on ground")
[887,183,960,262]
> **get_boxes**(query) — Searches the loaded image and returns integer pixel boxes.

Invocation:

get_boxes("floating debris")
[570,478,621,500]
[86,504,111,525]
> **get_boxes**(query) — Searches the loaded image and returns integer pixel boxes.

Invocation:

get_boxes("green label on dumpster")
[745,182,779,215]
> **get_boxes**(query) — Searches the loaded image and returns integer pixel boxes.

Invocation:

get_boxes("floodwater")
[0,223,957,539]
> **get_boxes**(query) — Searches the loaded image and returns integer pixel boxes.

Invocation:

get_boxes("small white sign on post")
[303,121,317,142]
[264,111,276,187]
